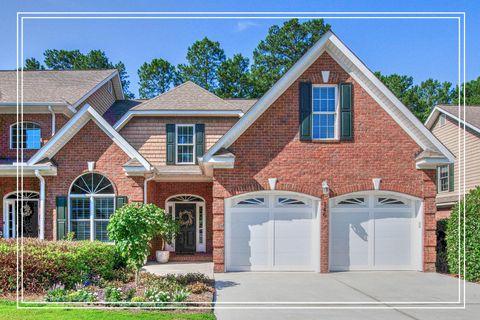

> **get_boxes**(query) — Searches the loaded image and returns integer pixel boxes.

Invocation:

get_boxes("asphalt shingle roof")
[132,81,253,112]
[438,105,480,130]
[0,69,117,105]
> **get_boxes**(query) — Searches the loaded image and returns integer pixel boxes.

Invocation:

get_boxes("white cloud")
[236,21,260,32]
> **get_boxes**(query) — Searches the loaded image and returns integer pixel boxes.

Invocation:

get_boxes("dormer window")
[10,122,41,150]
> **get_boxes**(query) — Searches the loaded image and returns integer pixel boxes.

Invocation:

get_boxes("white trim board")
[202,31,454,164]
[425,105,480,135]
[113,110,244,131]
[27,104,152,171]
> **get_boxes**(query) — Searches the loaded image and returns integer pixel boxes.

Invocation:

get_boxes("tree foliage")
[446,187,480,282]
[138,58,178,99]
[216,54,254,98]
[177,37,226,91]
[251,18,331,97]
[453,76,480,105]
[107,203,179,283]
[25,49,134,98]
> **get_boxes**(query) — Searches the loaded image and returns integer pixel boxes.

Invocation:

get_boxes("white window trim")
[311,84,340,141]
[175,124,196,165]
[9,121,42,150]
[437,165,450,193]
[68,194,116,242]
[439,114,446,127]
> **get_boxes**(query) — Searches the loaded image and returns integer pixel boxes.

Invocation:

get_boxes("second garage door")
[330,192,422,271]
[225,192,320,272]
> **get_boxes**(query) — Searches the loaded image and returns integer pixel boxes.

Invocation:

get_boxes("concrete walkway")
[141,261,214,278]
[214,272,480,320]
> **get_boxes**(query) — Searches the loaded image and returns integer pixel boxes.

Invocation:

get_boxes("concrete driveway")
[214,272,480,320]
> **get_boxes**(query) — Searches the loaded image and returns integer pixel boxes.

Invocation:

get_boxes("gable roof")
[132,81,242,111]
[0,69,123,107]
[28,103,152,172]
[202,31,455,167]
[104,99,144,125]
[425,105,480,134]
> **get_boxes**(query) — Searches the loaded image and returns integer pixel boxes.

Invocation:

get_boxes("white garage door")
[225,193,320,272]
[330,192,422,271]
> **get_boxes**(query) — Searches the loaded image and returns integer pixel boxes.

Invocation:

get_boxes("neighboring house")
[0,31,454,274]
[425,105,480,220]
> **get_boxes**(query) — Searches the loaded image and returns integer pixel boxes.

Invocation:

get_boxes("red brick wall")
[147,181,213,255]
[0,114,68,161]
[0,177,39,236]
[436,206,452,221]
[212,52,437,272]
[43,120,144,240]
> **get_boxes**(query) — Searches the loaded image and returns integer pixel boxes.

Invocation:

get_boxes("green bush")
[45,287,97,302]
[0,239,127,293]
[446,187,480,282]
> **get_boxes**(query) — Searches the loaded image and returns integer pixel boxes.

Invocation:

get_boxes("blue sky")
[0,0,477,98]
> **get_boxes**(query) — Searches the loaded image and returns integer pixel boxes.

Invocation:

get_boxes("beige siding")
[80,81,116,115]
[432,116,480,201]
[119,117,238,167]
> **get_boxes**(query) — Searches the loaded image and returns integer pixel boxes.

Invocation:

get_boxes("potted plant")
[155,213,180,263]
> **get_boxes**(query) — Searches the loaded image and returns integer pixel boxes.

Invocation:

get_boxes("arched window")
[10,122,41,149]
[69,173,115,242]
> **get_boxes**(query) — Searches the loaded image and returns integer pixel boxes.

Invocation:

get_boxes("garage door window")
[234,197,266,207]
[337,197,366,206]
[276,197,309,206]
[377,197,405,206]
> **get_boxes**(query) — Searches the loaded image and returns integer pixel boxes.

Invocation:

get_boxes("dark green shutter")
[449,163,454,192]
[56,196,67,240]
[299,82,312,141]
[166,124,176,165]
[436,167,440,193]
[116,196,128,209]
[340,83,353,140]
[195,124,205,164]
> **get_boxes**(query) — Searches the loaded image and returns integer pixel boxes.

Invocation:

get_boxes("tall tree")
[453,76,480,105]
[26,49,134,98]
[138,58,178,99]
[251,19,331,97]
[216,54,254,98]
[376,71,453,121]
[177,37,226,91]
[24,58,44,70]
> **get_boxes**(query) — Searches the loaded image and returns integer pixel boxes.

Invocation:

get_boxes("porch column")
[34,170,45,240]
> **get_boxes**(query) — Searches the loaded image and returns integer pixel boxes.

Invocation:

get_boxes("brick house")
[0,31,454,273]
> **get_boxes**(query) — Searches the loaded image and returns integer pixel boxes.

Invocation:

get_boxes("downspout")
[47,105,55,136]
[34,170,45,240]
[144,173,155,204]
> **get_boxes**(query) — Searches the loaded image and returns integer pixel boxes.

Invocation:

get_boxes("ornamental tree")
[107,203,179,284]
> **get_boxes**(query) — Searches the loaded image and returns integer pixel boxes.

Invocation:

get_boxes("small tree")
[446,186,480,282]
[107,203,179,284]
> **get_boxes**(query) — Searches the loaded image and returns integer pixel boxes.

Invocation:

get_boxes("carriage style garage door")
[330,192,423,271]
[225,192,320,272]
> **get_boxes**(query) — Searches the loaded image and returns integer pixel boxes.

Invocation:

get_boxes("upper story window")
[107,81,113,95]
[176,124,195,164]
[438,165,449,192]
[312,85,338,140]
[10,122,41,150]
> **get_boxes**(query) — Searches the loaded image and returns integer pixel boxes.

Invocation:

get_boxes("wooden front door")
[175,203,196,253]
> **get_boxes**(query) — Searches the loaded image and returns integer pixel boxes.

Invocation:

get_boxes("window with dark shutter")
[166,124,176,165]
[56,196,67,240]
[299,82,312,141]
[195,124,205,164]
[340,83,353,140]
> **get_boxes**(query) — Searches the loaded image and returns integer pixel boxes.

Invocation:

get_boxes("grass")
[0,300,216,320]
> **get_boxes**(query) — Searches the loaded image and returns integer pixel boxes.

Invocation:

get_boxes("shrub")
[187,281,212,294]
[46,287,97,302]
[145,288,171,303]
[105,286,122,302]
[0,239,127,293]
[172,289,190,302]
[131,296,146,303]
[107,203,179,284]
[174,273,213,286]
[446,187,480,281]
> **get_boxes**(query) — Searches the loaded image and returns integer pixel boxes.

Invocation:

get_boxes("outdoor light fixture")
[268,178,277,190]
[373,178,382,190]
[321,70,330,83]
[87,161,95,172]
[322,180,329,195]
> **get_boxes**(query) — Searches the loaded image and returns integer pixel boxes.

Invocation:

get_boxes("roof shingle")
[437,105,480,130]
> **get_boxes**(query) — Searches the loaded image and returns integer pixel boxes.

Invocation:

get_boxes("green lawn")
[0,301,215,320]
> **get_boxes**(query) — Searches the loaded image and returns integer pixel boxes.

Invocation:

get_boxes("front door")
[175,203,196,253]
[4,200,38,238]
